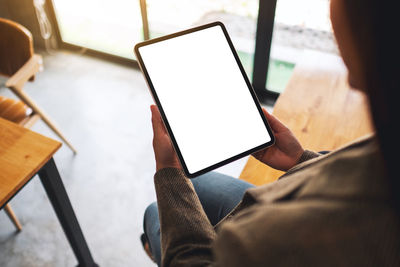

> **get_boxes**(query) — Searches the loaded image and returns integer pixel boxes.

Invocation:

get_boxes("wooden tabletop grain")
[0,118,61,207]
[240,50,374,186]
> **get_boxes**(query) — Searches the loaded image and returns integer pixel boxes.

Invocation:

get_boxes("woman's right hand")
[252,108,304,171]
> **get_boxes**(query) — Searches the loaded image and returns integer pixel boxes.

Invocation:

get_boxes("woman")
[142,0,399,266]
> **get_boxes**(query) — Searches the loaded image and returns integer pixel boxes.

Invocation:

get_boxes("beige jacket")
[154,135,400,266]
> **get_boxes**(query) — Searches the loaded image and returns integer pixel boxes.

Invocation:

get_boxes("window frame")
[47,0,279,103]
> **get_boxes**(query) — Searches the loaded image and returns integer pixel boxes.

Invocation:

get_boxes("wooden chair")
[0,17,76,153]
[0,95,38,231]
[240,50,374,185]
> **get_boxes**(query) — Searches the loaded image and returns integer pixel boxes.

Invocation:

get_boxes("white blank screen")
[138,25,271,174]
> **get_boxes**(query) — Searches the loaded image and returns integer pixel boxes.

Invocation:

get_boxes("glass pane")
[267,0,336,93]
[146,0,259,78]
[52,0,143,59]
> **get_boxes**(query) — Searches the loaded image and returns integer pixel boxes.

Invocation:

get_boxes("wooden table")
[0,118,98,267]
[240,50,374,185]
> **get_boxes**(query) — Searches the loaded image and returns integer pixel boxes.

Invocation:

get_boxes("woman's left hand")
[151,105,181,172]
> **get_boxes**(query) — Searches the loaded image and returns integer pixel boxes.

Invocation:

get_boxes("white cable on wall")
[33,0,87,55]
[33,0,55,54]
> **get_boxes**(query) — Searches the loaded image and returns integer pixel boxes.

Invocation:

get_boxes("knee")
[143,202,160,238]
[144,202,158,218]
[144,201,158,226]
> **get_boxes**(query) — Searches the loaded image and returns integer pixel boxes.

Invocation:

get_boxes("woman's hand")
[151,105,181,171]
[252,108,304,171]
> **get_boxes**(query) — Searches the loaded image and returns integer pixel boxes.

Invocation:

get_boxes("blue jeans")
[143,172,255,266]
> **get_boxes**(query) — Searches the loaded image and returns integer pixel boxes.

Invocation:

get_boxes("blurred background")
[1,0,336,98]
[52,0,336,95]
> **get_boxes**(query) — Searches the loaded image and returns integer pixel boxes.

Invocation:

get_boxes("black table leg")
[38,158,98,267]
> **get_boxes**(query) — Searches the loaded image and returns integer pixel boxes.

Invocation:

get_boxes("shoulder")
[214,199,400,267]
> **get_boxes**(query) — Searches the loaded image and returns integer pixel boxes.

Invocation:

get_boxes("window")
[50,0,335,102]
[146,0,259,78]
[52,0,143,59]
[267,0,335,93]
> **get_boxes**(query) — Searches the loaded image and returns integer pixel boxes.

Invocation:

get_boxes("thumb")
[151,105,167,136]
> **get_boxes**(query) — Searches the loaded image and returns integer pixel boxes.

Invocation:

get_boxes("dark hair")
[343,1,399,212]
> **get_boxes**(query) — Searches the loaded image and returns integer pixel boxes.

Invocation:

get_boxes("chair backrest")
[0,17,34,78]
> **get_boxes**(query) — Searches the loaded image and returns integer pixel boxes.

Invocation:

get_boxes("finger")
[151,105,161,138]
[151,105,167,135]
[151,105,160,123]
[262,108,288,132]
[252,149,266,161]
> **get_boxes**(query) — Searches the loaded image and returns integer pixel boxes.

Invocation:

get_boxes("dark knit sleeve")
[154,168,216,267]
[279,150,323,178]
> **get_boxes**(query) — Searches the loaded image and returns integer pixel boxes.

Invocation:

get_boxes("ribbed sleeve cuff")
[154,168,187,185]
[296,150,321,164]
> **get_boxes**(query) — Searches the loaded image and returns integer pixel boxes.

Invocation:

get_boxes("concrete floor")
[0,50,253,267]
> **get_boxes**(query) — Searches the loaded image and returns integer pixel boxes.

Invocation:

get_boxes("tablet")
[134,22,274,178]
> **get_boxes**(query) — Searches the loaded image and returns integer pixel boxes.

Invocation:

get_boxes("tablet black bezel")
[134,21,275,178]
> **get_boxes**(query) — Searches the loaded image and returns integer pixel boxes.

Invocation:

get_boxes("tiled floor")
[0,50,268,266]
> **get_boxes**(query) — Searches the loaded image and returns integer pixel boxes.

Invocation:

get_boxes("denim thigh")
[143,171,254,266]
